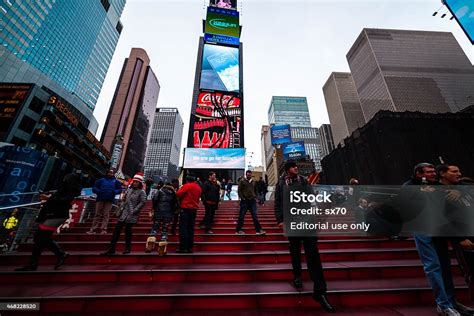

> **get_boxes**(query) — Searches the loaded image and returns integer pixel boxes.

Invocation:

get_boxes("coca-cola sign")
[197,92,240,108]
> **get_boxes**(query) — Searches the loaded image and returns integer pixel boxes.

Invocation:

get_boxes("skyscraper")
[184,2,245,180]
[291,127,322,171]
[144,108,184,182]
[101,48,160,178]
[268,96,311,127]
[0,0,125,111]
[318,124,335,158]
[347,28,474,122]
[323,72,365,146]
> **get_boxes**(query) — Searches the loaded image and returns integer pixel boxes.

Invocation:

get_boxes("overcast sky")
[93,0,474,167]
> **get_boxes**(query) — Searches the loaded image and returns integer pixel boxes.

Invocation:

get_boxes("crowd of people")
[13,160,474,315]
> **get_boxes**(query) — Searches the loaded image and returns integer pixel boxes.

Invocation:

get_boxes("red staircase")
[0,200,470,315]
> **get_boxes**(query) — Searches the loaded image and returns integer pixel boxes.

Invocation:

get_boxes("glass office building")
[268,96,312,127]
[0,0,125,110]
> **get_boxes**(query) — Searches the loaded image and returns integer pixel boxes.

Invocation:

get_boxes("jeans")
[179,209,197,251]
[236,199,262,232]
[289,236,327,295]
[258,192,266,205]
[202,203,217,230]
[414,235,455,308]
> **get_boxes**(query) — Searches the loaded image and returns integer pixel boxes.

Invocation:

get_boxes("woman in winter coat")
[150,182,178,241]
[101,173,146,255]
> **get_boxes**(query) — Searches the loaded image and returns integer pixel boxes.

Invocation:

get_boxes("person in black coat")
[199,171,221,234]
[274,161,335,313]
[150,183,178,241]
[15,171,82,271]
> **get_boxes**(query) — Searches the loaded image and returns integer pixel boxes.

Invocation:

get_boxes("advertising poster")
[183,148,245,169]
[204,33,240,46]
[205,7,240,38]
[445,0,474,43]
[209,0,237,10]
[200,44,239,93]
[270,124,292,145]
[192,92,242,149]
[283,141,306,160]
[0,146,49,208]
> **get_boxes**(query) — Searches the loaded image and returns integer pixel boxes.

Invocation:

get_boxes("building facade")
[144,108,183,182]
[347,28,474,122]
[101,48,160,177]
[323,72,365,146]
[290,127,322,171]
[318,124,335,158]
[261,125,278,185]
[0,0,125,110]
[268,96,311,127]
[321,110,474,185]
[0,83,110,184]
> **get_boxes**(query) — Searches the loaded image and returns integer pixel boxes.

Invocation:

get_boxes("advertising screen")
[183,148,245,169]
[0,84,32,139]
[192,92,242,148]
[445,0,474,43]
[205,7,240,38]
[209,0,237,10]
[270,124,292,145]
[204,33,240,46]
[283,141,306,160]
[200,44,239,92]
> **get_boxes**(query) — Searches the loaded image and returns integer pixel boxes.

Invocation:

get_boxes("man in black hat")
[274,161,335,313]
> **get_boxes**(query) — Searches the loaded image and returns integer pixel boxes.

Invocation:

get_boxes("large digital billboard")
[209,0,237,10]
[271,124,292,145]
[0,84,32,140]
[445,0,474,44]
[200,44,239,93]
[204,33,240,47]
[192,92,242,148]
[283,141,306,160]
[205,7,240,38]
[183,148,245,169]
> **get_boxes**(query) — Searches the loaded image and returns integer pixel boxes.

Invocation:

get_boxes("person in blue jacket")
[87,169,123,235]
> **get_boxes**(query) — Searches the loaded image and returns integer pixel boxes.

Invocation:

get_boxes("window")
[18,115,36,133]
[11,136,27,146]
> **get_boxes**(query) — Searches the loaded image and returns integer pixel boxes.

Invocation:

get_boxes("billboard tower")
[184,0,245,179]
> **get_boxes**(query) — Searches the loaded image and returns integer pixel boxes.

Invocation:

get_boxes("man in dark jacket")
[256,177,268,206]
[274,161,335,312]
[88,169,122,235]
[235,170,265,235]
[199,171,220,234]
[15,171,82,271]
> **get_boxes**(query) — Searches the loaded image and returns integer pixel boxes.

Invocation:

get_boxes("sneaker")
[100,230,107,235]
[235,230,245,235]
[199,225,206,229]
[256,230,266,235]
[206,230,214,234]
[86,230,96,235]
[437,306,461,316]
